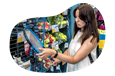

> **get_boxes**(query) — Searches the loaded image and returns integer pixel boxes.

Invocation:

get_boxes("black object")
[30,56,35,64]
[88,53,94,63]
[96,45,102,58]
[54,51,58,58]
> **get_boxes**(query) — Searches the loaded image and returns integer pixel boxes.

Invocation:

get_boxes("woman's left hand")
[36,48,56,59]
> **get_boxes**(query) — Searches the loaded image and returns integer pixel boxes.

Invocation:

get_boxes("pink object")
[99,12,102,16]
[24,42,31,56]
[98,16,104,21]
[99,23,105,30]
[98,12,104,21]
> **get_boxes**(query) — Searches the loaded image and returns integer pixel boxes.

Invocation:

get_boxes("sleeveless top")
[66,31,97,72]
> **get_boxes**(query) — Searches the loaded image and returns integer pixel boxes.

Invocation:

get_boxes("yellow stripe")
[47,63,51,65]
[39,58,42,61]
[99,40,105,50]
[24,64,31,69]
[99,40,115,50]
[43,60,46,63]
[98,29,115,35]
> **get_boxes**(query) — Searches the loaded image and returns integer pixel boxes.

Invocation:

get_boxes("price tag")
[56,65,60,70]
[18,31,23,38]
[64,43,68,48]
[52,28,55,33]
[52,25,59,33]
[62,61,66,65]
[50,65,54,71]
[52,46,55,50]
[55,41,59,50]
[52,44,55,50]
[23,36,26,42]
[52,41,59,50]
[60,24,63,28]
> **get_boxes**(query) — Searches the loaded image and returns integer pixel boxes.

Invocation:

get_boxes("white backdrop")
[0,60,115,72]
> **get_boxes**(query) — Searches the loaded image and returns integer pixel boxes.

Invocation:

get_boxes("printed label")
[56,65,60,70]
[52,25,59,33]
[52,41,59,50]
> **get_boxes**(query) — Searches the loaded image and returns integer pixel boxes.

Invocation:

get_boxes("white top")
[66,31,97,72]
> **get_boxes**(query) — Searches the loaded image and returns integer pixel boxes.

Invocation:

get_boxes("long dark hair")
[73,4,99,44]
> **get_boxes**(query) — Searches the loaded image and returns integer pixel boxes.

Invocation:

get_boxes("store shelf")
[9,12,70,73]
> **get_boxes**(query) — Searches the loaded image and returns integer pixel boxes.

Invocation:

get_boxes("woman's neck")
[80,28,84,32]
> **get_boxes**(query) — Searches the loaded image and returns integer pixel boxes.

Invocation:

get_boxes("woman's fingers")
[39,54,47,59]
[39,48,44,51]
[52,62,58,66]
[36,52,44,56]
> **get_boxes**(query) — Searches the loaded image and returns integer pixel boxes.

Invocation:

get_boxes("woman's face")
[75,10,86,31]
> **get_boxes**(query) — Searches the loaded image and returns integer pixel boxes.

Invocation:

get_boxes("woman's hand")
[52,58,61,66]
[36,48,56,59]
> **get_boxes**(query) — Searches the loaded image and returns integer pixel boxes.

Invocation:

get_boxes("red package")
[24,42,31,56]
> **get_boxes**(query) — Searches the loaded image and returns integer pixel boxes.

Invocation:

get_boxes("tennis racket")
[18,25,54,71]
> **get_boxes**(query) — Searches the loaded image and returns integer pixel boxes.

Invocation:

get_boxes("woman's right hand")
[52,58,61,66]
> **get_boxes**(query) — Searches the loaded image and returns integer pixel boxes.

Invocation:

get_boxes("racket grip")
[48,57,59,66]
[50,57,54,62]
[50,57,59,66]
[48,56,54,62]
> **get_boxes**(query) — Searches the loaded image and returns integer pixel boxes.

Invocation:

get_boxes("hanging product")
[99,23,105,30]
[37,21,51,31]
[47,14,67,29]
[53,32,67,42]
[97,11,104,21]
[19,25,54,71]
[13,11,70,72]
[24,41,31,56]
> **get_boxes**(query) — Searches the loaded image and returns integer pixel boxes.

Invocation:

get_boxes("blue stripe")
[55,25,58,28]
[0,6,71,8]
[31,64,33,71]
[43,17,45,46]
[41,59,43,72]
[99,34,115,40]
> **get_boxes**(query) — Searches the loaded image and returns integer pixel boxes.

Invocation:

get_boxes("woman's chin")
[77,25,81,28]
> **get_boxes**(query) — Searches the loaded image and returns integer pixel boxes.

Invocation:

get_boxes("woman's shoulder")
[84,35,97,44]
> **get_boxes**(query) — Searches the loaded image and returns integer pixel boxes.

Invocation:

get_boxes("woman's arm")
[37,36,97,64]
[56,36,97,64]
[54,48,68,64]
[63,48,68,55]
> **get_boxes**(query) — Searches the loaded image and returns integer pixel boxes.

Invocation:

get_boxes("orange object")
[40,21,49,26]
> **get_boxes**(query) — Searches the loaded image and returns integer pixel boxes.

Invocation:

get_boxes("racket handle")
[48,56,54,62]
[50,57,54,62]
[48,56,59,66]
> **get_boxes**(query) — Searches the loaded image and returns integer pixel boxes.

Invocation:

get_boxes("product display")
[16,15,69,72]
[53,32,67,42]
[37,21,51,31]
[9,7,71,73]
[47,14,68,29]
[9,4,114,73]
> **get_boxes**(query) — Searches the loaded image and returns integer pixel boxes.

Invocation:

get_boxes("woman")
[36,4,99,72]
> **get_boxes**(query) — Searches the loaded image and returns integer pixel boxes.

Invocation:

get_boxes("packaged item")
[24,41,31,56]
[99,23,105,30]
